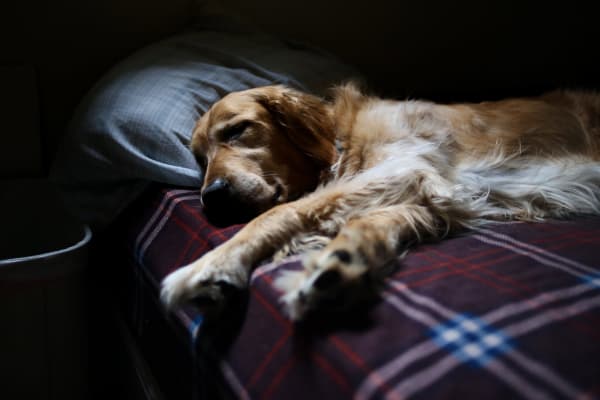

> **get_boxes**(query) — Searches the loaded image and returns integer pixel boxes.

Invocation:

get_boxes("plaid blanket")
[117,186,600,399]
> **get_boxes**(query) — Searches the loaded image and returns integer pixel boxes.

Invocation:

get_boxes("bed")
[50,14,600,400]
[111,185,600,399]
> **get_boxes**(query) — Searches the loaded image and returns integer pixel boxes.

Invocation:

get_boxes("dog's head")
[190,85,337,225]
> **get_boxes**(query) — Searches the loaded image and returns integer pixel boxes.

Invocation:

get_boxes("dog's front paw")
[274,244,377,321]
[160,249,247,310]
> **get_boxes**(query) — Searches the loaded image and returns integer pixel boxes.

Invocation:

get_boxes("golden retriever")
[161,83,600,320]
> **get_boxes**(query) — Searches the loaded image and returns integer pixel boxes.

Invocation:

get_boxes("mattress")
[113,184,600,399]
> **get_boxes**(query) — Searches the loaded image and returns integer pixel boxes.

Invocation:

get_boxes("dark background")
[1,0,599,176]
[226,0,599,101]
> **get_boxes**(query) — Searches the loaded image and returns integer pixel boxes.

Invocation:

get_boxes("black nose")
[201,178,231,209]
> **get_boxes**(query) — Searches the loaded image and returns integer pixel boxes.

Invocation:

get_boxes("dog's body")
[161,84,600,320]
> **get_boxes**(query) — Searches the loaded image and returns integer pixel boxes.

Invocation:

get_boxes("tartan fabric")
[117,185,600,400]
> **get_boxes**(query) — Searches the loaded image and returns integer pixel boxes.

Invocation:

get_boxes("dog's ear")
[254,86,337,169]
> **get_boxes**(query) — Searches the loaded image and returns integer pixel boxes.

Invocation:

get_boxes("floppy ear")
[254,86,337,169]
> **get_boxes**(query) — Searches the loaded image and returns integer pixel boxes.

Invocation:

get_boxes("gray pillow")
[50,20,358,230]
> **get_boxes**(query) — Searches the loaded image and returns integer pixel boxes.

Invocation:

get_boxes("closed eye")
[220,120,252,142]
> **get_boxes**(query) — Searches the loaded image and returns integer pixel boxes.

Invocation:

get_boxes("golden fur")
[162,84,600,320]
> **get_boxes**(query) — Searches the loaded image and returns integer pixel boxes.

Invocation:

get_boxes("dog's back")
[334,86,600,165]
[540,90,600,157]
[330,86,600,222]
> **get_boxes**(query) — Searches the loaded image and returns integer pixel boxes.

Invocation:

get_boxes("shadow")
[298,292,382,333]
[202,199,260,228]
[192,284,250,353]
[189,286,250,400]
[204,210,254,228]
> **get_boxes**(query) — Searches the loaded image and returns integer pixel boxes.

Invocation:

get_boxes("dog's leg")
[160,191,350,310]
[275,204,442,320]
[161,175,461,313]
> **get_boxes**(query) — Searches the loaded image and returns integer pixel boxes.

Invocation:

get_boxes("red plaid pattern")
[116,186,600,399]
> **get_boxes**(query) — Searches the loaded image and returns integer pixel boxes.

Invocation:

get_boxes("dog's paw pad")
[331,249,353,264]
[313,268,343,290]
[274,247,373,320]
[161,271,239,311]
[310,246,369,280]
[160,253,247,311]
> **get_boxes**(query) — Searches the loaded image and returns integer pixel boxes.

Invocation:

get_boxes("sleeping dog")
[161,83,600,320]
